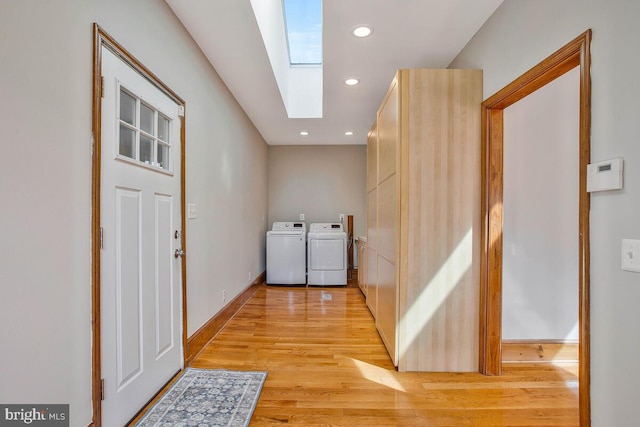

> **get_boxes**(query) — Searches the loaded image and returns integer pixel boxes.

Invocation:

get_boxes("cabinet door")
[367,189,377,251]
[377,78,398,185]
[366,247,377,318]
[377,174,397,262]
[358,242,367,296]
[377,254,397,366]
[366,189,378,317]
[367,125,378,193]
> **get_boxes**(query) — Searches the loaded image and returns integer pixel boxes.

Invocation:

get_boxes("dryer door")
[309,239,345,271]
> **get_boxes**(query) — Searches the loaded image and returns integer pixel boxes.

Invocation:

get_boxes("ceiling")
[165,0,503,146]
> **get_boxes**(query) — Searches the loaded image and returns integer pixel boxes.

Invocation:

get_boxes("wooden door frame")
[91,24,188,427]
[478,30,591,425]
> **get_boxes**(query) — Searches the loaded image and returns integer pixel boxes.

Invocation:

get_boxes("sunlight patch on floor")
[551,361,580,376]
[345,357,407,393]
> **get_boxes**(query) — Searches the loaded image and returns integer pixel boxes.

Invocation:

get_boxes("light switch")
[187,203,197,220]
[622,239,640,273]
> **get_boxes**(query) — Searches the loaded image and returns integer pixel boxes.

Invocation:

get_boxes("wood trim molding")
[578,30,593,427]
[185,272,266,365]
[502,340,579,363]
[180,113,188,365]
[479,29,591,426]
[91,24,103,427]
[91,23,187,427]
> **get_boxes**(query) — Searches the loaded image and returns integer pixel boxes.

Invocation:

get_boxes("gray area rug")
[135,368,267,427]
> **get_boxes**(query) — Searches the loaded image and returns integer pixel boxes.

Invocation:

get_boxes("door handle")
[174,248,185,258]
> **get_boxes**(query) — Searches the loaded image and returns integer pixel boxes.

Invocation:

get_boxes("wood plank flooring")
[186,283,579,426]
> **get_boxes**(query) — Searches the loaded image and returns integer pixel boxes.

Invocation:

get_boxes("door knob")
[174,248,185,258]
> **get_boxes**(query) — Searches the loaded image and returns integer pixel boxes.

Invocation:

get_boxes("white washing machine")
[266,222,306,285]
[307,223,347,286]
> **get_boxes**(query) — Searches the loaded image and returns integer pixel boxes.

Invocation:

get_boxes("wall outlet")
[622,239,640,272]
[299,213,305,221]
[339,213,345,222]
[222,289,226,304]
[248,271,252,282]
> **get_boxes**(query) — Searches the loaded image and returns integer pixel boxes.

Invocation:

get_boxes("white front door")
[100,46,183,427]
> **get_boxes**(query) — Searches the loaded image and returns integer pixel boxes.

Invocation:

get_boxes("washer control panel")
[271,222,306,231]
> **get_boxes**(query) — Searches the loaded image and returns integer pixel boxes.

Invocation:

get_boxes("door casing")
[91,24,188,427]
[478,30,591,426]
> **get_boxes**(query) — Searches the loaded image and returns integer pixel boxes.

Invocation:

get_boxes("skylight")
[283,0,322,65]
[250,0,323,117]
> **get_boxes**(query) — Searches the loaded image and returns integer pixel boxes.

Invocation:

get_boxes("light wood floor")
[130,275,579,426]
[182,282,579,426]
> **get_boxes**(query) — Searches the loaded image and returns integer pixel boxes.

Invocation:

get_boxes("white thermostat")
[587,158,623,192]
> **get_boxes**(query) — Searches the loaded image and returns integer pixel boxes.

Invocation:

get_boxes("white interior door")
[100,46,183,427]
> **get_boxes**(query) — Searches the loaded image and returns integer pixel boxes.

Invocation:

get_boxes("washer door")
[309,239,345,271]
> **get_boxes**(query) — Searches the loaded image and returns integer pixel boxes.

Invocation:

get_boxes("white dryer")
[267,222,306,285]
[307,223,347,286]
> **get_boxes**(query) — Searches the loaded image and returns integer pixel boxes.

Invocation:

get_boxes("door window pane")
[120,89,136,126]
[158,115,169,142]
[119,125,135,158]
[140,103,154,136]
[140,135,153,164]
[158,143,169,170]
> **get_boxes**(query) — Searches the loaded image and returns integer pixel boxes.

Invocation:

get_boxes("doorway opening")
[478,30,591,426]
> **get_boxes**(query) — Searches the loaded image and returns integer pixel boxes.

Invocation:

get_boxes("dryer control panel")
[309,223,343,232]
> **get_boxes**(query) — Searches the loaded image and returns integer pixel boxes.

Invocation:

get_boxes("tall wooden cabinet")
[366,124,378,318]
[366,69,482,372]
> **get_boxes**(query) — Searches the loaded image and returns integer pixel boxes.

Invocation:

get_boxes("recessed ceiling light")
[299,131,309,136]
[345,78,360,86]
[352,26,373,38]
[345,131,354,136]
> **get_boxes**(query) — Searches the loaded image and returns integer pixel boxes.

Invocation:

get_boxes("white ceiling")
[165,0,503,145]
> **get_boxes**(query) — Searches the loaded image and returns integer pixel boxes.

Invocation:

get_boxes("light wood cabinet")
[367,69,482,372]
[366,125,378,317]
[357,237,367,296]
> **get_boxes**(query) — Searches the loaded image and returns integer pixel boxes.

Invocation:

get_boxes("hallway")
[159,283,580,426]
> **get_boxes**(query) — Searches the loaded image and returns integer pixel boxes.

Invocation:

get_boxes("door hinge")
[100,76,105,98]
[101,378,105,401]
[178,105,185,117]
[100,227,104,249]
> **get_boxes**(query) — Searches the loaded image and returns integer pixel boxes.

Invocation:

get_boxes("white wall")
[0,0,93,423]
[268,145,367,239]
[450,1,640,425]
[502,67,579,341]
[0,1,268,425]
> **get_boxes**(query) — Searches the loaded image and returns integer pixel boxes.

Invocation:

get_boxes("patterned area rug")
[136,368,267,427]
